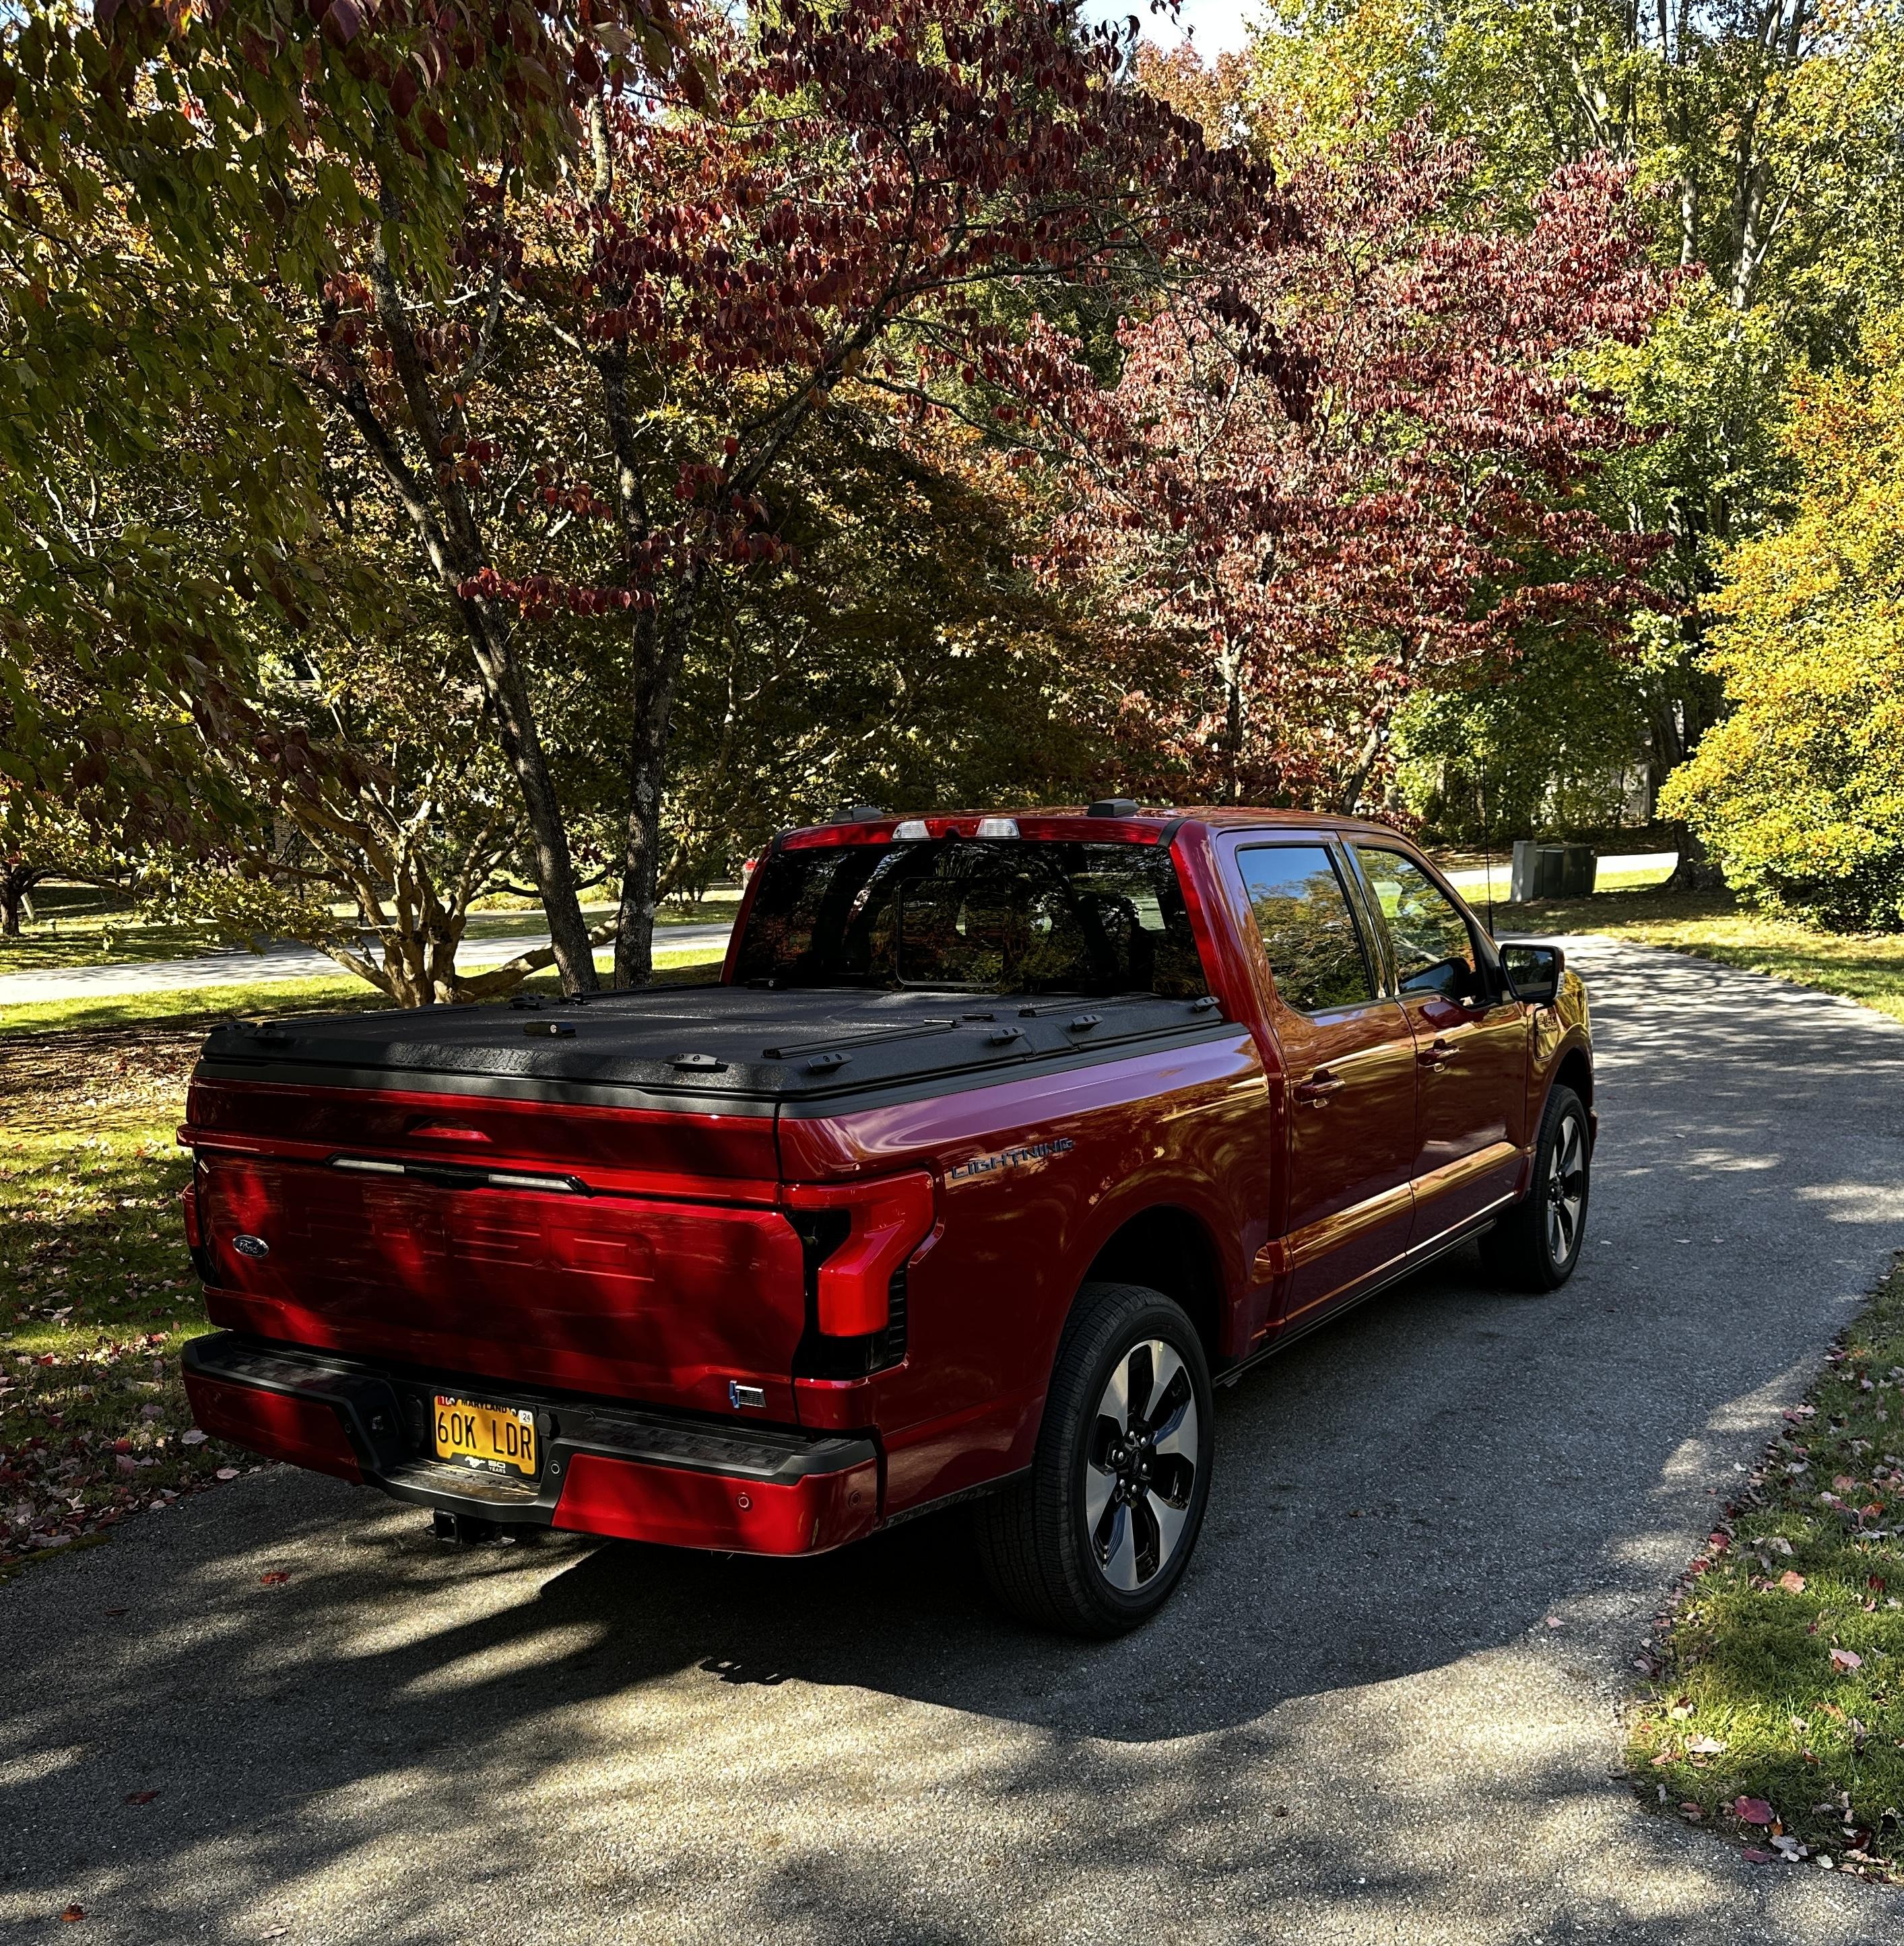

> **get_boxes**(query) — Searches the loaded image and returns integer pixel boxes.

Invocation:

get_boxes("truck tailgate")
[183,1077,807,1421]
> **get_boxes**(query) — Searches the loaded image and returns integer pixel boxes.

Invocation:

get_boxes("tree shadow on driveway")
[3,941,1904,1943]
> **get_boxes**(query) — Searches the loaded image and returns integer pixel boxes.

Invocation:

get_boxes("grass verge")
[0,891,735,974]
[1,960,729,1576]
[1,1026,247,1577]
[1501,887,1904,1027]
[1628,1261,1904,1883]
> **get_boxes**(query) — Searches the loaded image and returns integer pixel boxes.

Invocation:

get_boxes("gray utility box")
[1509,840,1597,902]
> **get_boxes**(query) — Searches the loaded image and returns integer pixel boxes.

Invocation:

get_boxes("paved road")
[1444,849,1677,894]
[0,924,735,1007]
[0,852,1676,1007]
[4,939,1903,1944]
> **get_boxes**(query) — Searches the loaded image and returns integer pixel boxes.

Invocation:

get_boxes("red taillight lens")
[180,1177,203,1251]
[784,1172,936,1337]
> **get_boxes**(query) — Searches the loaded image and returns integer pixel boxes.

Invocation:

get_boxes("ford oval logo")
[232,1234,270,1261]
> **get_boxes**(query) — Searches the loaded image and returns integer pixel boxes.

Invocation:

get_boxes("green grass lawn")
[1499,886,1904,1026]
[1628,1264,1904,1882]
[1,1026,244,1576]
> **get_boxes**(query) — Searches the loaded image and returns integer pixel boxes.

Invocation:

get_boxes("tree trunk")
[0,865,46,936]
[354,203,601,999]
[615,565,707,987]
[1665,821,1727,893]
[1223,669,1243,805]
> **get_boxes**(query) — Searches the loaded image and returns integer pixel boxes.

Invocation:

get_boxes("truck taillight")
[180,1162,220,1285]
[785,1172,936,1338]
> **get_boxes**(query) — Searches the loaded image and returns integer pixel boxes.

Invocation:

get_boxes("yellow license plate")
[432,1395,538,1479]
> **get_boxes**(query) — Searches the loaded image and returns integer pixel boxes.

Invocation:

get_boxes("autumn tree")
[663,403,1136,869]
[1033,121,1670,813]
[288,0,1280,989]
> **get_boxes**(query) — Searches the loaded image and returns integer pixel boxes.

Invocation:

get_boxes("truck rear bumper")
[182,1332,881,1557]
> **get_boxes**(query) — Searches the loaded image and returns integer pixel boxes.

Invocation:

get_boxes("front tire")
[974,1281,1214,1637]
[1481,1083,1590,1291]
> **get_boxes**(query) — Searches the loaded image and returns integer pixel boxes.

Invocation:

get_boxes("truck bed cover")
[196,984,1233,1110]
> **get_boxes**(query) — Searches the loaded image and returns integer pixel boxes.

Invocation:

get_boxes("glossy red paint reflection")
[183,1373,362,1482]
[178,807,1592,1562]
[551,1451,878,1554]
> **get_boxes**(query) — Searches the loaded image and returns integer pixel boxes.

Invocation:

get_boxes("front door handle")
[1418,1037,1455,1071]
[1293,1069,1345,1106]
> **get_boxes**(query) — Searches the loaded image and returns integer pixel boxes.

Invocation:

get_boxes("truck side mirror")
[1501,942,1563,1005]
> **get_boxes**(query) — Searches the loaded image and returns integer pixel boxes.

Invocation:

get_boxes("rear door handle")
[1418,1037,1456,1071]
[1293,1069,1345,1106]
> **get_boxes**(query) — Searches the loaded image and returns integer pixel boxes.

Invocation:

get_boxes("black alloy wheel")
[974,1281,1215,1636]
[1482,1083,1591,1291]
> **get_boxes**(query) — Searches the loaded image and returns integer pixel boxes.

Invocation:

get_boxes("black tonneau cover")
[196,984,1232,1111]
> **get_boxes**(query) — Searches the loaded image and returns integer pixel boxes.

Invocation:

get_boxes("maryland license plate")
[432,1395,538,1479]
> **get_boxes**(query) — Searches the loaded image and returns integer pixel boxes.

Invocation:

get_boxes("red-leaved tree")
[1033,119,1674,812]
[309,0,1285,987]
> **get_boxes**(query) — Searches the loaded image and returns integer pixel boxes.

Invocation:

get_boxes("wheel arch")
[1078,1204,1226,1374]
[1553,1042,1593,1113]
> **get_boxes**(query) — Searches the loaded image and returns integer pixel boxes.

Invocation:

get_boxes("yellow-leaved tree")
[1663,315,1904,933]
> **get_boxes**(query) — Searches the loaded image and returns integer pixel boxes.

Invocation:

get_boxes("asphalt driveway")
[3,938,1903,1943]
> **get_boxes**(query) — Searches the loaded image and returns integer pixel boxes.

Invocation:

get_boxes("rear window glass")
[733,839,1210,997]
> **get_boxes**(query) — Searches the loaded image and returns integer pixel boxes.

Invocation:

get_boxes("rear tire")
[974,1281,1214,1637]
[1480,1083,1590,1291]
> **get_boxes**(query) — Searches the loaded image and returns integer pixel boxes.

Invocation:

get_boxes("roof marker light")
[975,817,1020,840]
[893,819,931,840]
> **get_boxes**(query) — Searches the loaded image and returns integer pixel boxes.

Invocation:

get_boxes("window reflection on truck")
[947,1137,1077,1186]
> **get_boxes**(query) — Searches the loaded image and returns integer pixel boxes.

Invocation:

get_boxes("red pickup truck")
[180,805,1592,1634]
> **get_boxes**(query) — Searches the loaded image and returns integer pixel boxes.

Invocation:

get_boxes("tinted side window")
[1353,848,1478,999]
[1237,845,1375,1014]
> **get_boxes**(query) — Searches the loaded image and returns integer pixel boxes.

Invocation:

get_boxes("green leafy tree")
[0,0,686,856]
[665,405,1134,865]
[1661,315,1904,929]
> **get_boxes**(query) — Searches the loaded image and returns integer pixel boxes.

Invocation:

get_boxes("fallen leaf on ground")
[123,1790,158,1805]
[1742,1847,1775,1863]
[179,1428,207,1446]
[1687,1735,1727,1755]
[259,1571,290,1587]
[214,1468,238,1481]
[1830,1648,1864,1672]
[1734,1797,1775,1825]
[1779,1571,1807,1593]
[61,1908,84,1923]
